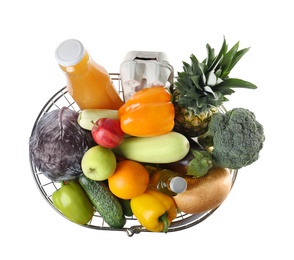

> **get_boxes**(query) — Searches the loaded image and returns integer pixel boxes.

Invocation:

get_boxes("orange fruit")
[108,160,149,199]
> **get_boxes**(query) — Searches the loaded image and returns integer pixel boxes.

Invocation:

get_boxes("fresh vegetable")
[29,107,96,182]
[118,198,133,217]
[52,181,94,225]
[174,167,232,214]
[81,145,117,181]
[108,160,149,200]
[79,174,126,229]
[112,132,190,163]
[198,107,265,169]
[160,138,213,177]
[91,118,125,148]
[78,109,118,131]
[171,37,257,137]
[130,189,177,233]
[118,86,175,137]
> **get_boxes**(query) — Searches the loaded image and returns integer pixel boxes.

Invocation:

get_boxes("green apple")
[81,145,117,181]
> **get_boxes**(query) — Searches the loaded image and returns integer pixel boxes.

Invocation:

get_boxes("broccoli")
[198,107,265,169]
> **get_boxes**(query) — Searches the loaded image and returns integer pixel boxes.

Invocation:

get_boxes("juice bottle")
[149,169,187,196]
[55,39,124,110]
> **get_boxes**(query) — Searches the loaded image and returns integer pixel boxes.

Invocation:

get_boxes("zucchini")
[112,132,190,163]
[79,174,126,229]
[78,109,118,130]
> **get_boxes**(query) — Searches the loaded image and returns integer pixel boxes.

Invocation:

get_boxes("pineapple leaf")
[215,88,235,96]
[208,92,227,106]
[218,41,240,77]
[190,54,205,76]
[196,96,208,108]
[215,69,222,77]
[190,75,203,91]
[182,61,192,73]
[186,90,201,100]
[221,47,250,78]
[221,41,239,67]
[177,71,191,79]
[206,71,223,86]
[175,78,192,93]
[205,44,215,67]
[213,78,257,91]
[229,48,250,72]
[204,86,217,98]
[207,37,227,72]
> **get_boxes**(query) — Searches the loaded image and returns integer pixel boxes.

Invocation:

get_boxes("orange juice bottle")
[55,39,124,110]
[149,169,187,196]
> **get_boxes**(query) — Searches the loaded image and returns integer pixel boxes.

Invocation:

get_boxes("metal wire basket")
[29,73,238,236]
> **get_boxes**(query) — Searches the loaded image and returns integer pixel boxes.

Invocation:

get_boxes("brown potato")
[174,167,232,214]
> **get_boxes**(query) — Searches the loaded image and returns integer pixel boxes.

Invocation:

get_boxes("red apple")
[91,118,125,148]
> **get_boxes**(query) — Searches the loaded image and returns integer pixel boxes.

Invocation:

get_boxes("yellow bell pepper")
[118,86,175,137]
[130,189,177,233]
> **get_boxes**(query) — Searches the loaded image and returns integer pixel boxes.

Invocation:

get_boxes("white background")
[1,0,293,259]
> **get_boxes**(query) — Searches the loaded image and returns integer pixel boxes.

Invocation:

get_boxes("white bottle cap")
[170,177,187,194]
[55,39,85,66]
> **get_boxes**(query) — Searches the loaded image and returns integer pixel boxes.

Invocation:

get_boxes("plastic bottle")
[149,169,187,196]
[55,39,124,110]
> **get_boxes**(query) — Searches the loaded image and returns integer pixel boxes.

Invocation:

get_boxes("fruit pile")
[29,38,265,233]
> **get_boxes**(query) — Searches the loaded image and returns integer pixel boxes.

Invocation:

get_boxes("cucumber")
[79,174,126,229]
[78,109,118,130]
[112,132,190,163]
[118,198,133,217]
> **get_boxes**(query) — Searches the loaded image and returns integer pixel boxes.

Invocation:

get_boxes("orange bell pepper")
[118,86,175,137]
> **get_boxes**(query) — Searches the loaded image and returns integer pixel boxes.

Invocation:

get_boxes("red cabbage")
[30,107,95,182]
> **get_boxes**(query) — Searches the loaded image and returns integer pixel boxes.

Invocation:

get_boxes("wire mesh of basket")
[29,73,238,237]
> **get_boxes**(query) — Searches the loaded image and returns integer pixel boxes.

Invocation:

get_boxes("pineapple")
[171,37,257,137]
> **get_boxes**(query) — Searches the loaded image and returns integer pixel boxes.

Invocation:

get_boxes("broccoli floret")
[199,108,265,169]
